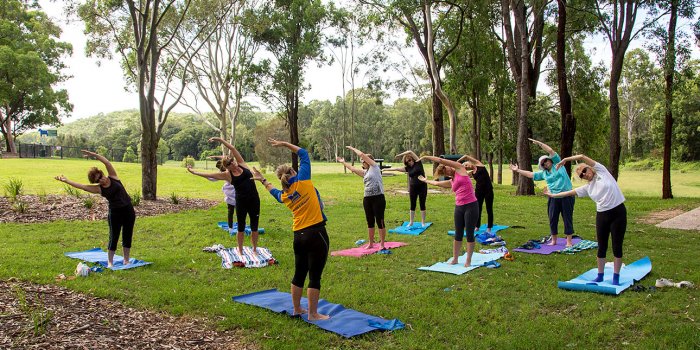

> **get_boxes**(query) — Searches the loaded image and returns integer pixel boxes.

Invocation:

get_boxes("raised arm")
[336,156,365,177]
[346,146,376,167]
[457,154,484,167]
[209,137,247,167]
[395,150,419,161]
[509,163,534,179]
[543,187,577,198]
[268,138,301,153]
[420,155,469,175]
[54,175,100,194]
[270,138,309,180]
[82,150,118,179]
[417,175,451,188]
[555,154,596,170]
[528,138,555,156]
[187,167,230,181]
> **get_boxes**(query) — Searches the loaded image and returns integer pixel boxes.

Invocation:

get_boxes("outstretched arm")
[383,167,407,173]
[346,146,376,167]
[187,167,230,181]
[420,155,468,175]
[209,137,247,168]
[544,187,577,198]
[457,154,484,167]
[418,175,451,188]
[54,175,100,194]
[270,138,309,180]
[509,163,534,179]
[555,154,596,169]
[82,150,118,179]
[528,138,555,156]
[336,157,365,177]
[395,150,419,161]
[268,138,301,153]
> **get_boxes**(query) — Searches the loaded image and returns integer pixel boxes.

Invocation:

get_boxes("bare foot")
[449,257,459,265]
[565,243,573,247]
[380,245,386,250]
[464,259,472,267]
[546,241,556,246]
[107,263,114,268]
[365,243,374,249]
[237,248,244,255]
[251,247,259,255]
[123,260,131,266]
[292,307,308,316]
[308,313,330,321]
[407,221,414,227]
[422,222,426,227]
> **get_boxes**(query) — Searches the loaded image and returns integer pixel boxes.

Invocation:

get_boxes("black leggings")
[292,225,330,290]
[476,191,494,229]
[454,202,479,242]
[409,184,427,211]
[363,194,386,229]
[236,197,260,232]
[107,205,136,251]
[226,204,236,229]
[596,203,627,259]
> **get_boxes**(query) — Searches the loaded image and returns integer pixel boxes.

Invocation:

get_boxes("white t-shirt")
[223,182,236,206]
[575,162,625,212]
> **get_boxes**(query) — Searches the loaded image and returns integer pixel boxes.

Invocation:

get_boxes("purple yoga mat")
[513,237,582,255]
[331,242,407,257]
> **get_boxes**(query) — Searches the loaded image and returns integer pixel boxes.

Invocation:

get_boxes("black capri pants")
[107,205,136,251]
[227,204,236,229]
[235,197,260,232]
[596,203,627,259]
[409,183,427,211]
[454,201,479,242]
[476,191,494,229]
[363,194,386,229]
[292,224,330,290]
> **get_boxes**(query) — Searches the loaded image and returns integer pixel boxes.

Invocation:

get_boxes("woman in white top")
[337,146,386,250]
[545,154,627,285]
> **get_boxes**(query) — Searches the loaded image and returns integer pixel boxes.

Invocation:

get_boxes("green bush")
[12,200,28,213]
[96,146,109,158]
[181,155,195,168]
[63,184,82,198]
[82,196,95,209]
[3,177,23,201]
[169,192,180,205]
[37,189,48,204]
[131,190,141,206]
[122,146,137,163]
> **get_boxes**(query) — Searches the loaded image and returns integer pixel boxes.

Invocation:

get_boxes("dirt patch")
[0,195,218,224]
[636,208,686,225]
[0,279,255,349]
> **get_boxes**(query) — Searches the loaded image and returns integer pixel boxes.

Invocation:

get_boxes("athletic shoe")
[655,278,674,288]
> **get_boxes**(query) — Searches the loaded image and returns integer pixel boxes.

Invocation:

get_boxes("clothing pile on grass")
[203,244,277,268]
[475,231,505,246]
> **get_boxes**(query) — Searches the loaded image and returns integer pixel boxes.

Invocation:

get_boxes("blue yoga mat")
[65,248,152,270]
[447,224,509,237]
[557,256,652,295]
[388,222,433,235]
[217,222,265,235]
[232,289,404,338]
[417,252,505,275]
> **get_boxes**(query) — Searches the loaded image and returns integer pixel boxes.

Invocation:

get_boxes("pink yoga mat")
[513,237,582,255]
[331,242,408,257]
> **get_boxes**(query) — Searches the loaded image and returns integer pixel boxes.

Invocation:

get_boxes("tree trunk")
[609,62,623,179]
[662,0,677,199]
[515,2,534,195]
[2,118,17,153]
[140,108,159,200]
[556,0,575,177]
[432,91,446,159]
[289,88,300,171]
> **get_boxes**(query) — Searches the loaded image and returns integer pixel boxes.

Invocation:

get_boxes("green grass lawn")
[1,158,699,349]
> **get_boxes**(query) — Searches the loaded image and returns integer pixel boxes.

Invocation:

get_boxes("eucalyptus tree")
[79,0,234,199]
[172,0,262,155]
[500,0,554,195]
[250,0,337,170]
[0,0,72,154]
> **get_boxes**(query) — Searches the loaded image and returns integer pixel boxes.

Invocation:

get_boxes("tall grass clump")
[3,177,24,201]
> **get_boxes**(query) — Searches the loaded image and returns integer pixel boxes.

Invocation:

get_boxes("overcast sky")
[37,1,699,123]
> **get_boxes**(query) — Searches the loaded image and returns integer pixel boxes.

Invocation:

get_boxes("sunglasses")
[579,167,588,179]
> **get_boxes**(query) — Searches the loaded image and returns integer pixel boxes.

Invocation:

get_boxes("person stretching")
[510,138,575,247]
[55,150,135,268]
[385,150,428,226]
[458,154,494,234]
[545,155,627,285]
[418,156,478,267]
[252,138,330,321]
[336,146,386,249]
[187,137,260,255]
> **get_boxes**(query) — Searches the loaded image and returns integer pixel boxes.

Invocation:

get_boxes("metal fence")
[17,143,168,165]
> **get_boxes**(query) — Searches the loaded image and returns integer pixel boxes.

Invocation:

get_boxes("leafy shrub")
[12,200,28,213]
[63,184,82,198]
[122,146,137,163]
[37,189,48,204]
[96,146,109,158]
[4,177,24,200]
[181,155,195,168]
[131,190,141,206]
[12,285,54,336]
[82,196,95,209]
[169,192,180,205]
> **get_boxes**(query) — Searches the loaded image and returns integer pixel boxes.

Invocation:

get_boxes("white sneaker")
[655,278,674,288]
[674,281,695,288]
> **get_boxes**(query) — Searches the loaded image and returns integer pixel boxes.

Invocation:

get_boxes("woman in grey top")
[337,146,386,250]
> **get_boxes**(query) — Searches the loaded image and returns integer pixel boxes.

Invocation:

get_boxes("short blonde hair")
[575,163,591,179]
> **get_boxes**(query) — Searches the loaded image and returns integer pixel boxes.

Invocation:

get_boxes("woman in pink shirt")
[418,156,478,267]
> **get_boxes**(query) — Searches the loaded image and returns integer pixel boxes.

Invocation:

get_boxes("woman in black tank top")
[188,137,261,256]
[55,150,135,268]
[458,154,495,233]
[384,150,429,227]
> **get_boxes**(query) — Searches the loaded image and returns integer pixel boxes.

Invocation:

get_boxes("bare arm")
[509,163,534,178]
[209,137,247,167]
[417,175,451,188]
[269,138,301,153]
[528,138,555,156]
[555,154,596,169]
[336,157,365,177]
[187,167,230,181]
[54,175,100,194]
[395,150,419,161]
[251,167,275,192]
[82,150,118,179]
[420,155,469,176]
[457,154,484,167]
[346,146,376,167]
[383,167,407,173]
[544,188,577,198]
